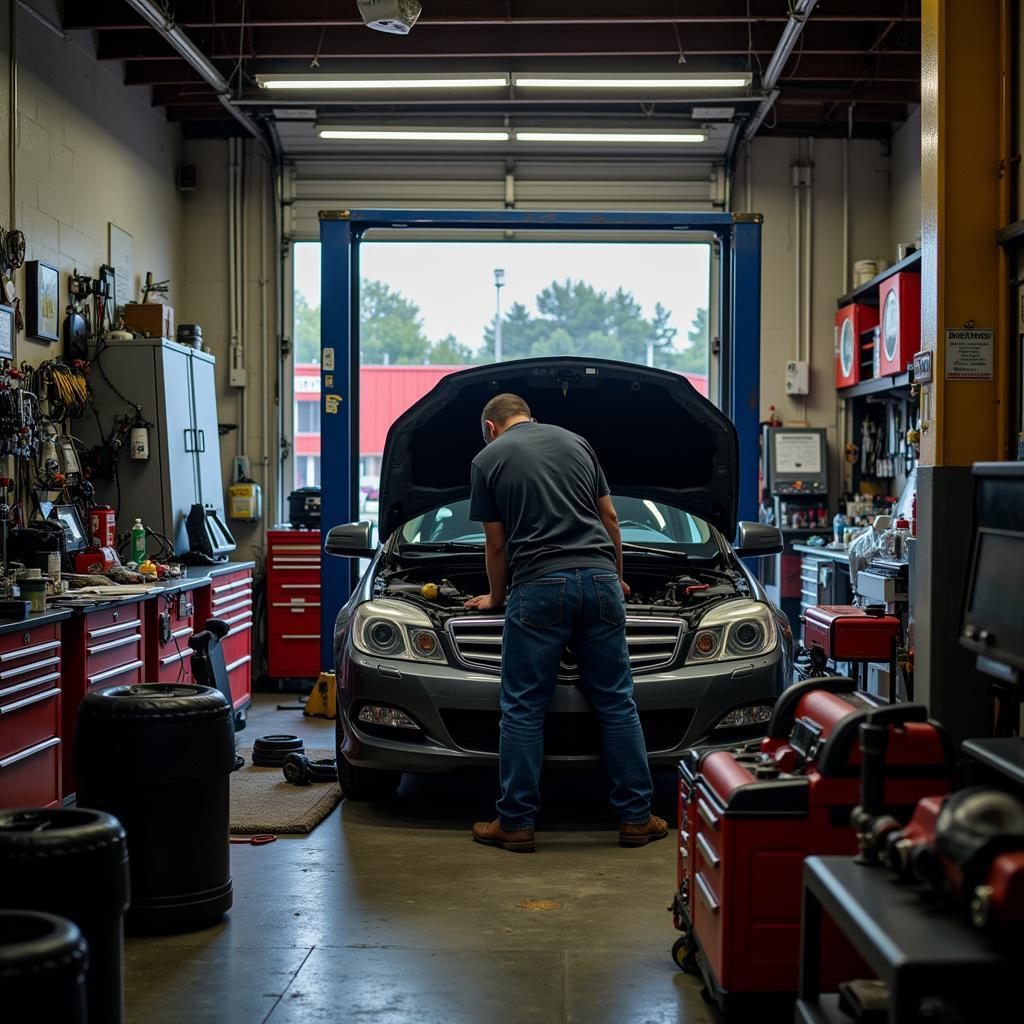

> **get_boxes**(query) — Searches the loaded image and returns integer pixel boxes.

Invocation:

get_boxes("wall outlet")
[229,365,247,388]
[785,360,810,395]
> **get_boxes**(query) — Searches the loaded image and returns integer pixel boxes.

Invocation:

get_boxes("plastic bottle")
[130,518,147,564]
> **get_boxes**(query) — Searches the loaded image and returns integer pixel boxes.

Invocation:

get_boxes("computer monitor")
[961,463,1024,681]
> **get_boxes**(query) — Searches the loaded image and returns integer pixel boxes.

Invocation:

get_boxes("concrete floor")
[124,694,715,1024]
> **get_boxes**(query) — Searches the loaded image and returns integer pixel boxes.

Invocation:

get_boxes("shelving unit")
[837,249,921,307]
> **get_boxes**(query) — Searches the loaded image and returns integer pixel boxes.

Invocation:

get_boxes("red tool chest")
[267,528,321,679]
[0,617,67,809]
[61,602,146,798]
[194,566,254,713]
[835,303,878,388]
[144,583,202,684]
[672,678,954,1014]
[803,604,900,661]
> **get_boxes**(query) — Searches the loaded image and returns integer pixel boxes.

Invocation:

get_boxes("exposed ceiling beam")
[96,22,918,62]
[65,0,920,32]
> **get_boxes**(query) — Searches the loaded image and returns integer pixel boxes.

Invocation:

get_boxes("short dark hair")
[481,393,531,426]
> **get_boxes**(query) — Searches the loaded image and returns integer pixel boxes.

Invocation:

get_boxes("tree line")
[293,278,708,373]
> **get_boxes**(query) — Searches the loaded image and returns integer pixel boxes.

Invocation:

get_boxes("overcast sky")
[294,240,710,352]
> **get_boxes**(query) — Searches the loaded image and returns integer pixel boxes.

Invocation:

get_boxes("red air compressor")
[671,677,954,1014]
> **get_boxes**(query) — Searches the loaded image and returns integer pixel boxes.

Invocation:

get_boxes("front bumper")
[336,642,784,773]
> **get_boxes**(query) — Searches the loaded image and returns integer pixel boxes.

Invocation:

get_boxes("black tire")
[253,734,303,752]
[282,754,309,786]
[334,714,400,800]
[0,911,88,1020]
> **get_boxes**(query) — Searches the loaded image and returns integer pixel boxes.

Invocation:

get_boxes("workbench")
[0,560,255,808]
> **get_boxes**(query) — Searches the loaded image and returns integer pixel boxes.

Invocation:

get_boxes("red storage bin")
[267,528,321,680]
[835,303,878,388]
[802,604,900,662]
[878,271,921,375]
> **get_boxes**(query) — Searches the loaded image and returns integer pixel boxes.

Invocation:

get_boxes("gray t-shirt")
[469,421,617,587]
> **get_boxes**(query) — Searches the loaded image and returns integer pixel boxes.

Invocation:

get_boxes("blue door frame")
[318,209,762,669]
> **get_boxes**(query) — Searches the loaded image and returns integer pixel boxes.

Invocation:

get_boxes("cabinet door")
[160,344,200,552]
[189,353,224,511]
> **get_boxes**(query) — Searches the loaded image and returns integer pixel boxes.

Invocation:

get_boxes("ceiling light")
[317,125,510,141]
[514,129,706,144]
[258,73,510,91]
[512,73,752,90]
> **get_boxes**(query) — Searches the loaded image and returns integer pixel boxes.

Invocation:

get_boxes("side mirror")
[734,522,784,558]
[325,521,377,560]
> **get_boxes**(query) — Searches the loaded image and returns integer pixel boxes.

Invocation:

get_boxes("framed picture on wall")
[0,304,13,359]
[25,260,60,343]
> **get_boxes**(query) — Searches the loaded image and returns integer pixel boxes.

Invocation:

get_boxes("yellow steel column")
[920,0,1011,463]
[916,1,1013,737]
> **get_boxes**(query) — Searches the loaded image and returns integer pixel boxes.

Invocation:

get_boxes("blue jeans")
[497,567,654,831]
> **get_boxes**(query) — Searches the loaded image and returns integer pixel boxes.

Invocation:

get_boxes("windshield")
[398,496,718,555]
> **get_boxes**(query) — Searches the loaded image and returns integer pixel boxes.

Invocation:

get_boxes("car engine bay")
[373,559,751,629]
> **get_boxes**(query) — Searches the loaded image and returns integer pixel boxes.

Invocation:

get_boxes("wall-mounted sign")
[944,328,993,380]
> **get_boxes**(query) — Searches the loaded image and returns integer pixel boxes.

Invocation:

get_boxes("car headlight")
[351,599,445,663]
[686,600,777,664]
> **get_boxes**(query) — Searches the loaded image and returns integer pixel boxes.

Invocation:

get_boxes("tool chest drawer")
[208,568,253,712]
[84,604,145,690]
[146,588,198,684]
[0,619,65,809]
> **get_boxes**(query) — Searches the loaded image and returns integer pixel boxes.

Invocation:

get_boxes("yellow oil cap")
[421,583,439,600]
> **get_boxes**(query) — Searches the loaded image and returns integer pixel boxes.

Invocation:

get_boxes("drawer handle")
[280,584,320,591]
[160,649,191,666]
[696,832,720,869]
[270,566,320,572]
[212,578,251,595]
[0,672,62,703]
[0,735,60,770]
[88,634,143,656]
[88,660,145,687]
[0,640,60,663]
[272,545,320,553]
[211,598,253,616]
[170,626,193,641]
[87,618,142,640]
[0,656,60,681]
[695,871,719,914]
[225,654,252,673]
[272,602,321,609]
[222,610,253,627]
[226,622,252,639]
[281,634,319,640]
[0,686,60,716]
[697,801,719,831]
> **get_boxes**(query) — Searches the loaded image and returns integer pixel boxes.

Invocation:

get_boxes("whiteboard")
[109,223,133,309]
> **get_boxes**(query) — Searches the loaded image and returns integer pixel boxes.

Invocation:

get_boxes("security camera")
[357,0,421,34]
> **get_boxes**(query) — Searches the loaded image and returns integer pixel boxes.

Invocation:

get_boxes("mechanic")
[465,392,668,853]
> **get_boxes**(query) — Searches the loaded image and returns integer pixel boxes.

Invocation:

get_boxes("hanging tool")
[140,271,170,303]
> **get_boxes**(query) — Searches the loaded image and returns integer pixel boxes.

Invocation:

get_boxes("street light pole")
[493,268,505,362]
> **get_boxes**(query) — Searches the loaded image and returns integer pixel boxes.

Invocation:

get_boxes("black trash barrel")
[0,807,129,1023]
[0,910,88,1022]
[74,684,235,932]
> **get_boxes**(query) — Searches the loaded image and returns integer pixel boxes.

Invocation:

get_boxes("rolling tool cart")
[670,676,954,1015]
[802,604,902,696]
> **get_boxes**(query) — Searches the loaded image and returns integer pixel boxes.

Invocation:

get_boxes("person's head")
[480,393,532,444]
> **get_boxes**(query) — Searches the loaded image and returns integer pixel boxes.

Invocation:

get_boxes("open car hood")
[378,357,739,541]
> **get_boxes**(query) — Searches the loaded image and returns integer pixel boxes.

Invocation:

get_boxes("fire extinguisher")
[90,505,117,547]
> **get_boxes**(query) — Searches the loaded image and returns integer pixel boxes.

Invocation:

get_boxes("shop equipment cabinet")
[144,583,203,684]
[266,528,320,680]
[0,614,70,809]
[61,603,146,798]
[78,338,226,556]
[194,566,254,717]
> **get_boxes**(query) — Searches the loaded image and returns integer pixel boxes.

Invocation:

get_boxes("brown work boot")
[619,815,669,848]
[472,818,536,853]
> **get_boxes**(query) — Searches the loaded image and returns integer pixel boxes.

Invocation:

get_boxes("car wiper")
[398,542,484,553]
[622,542,688,558]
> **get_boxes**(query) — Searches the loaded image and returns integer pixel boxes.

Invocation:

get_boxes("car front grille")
[447,616,683,679]
[440,709,695,756]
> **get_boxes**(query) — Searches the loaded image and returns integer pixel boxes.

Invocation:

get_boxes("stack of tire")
[252,734,304,768]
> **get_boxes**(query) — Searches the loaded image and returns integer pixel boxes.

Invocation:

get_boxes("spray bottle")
[130,518,147,564]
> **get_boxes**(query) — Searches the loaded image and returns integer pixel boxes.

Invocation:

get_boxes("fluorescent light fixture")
[512,73,751,90]
[317,125,510,141]
[258,73,509,91]
[514,129,706,144]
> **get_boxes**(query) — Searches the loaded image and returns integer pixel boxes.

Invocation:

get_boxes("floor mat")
[231,747,341,835]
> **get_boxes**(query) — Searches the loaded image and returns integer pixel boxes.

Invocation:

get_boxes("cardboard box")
[123,302,174,339]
